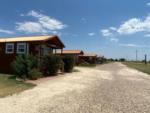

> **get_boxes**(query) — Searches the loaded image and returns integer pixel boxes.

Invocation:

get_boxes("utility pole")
[136,50,138,62]
[145,54,147,64]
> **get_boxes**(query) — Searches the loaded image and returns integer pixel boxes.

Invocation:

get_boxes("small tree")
[41,55,62,75]
[62,55,75,72]
[11,54,39,80]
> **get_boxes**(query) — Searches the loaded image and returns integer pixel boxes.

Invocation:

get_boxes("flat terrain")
[0,74,35,97]
[123,62,150,75]
[0,63,150,113]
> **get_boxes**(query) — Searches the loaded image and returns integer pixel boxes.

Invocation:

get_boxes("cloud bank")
[16,10,67,34]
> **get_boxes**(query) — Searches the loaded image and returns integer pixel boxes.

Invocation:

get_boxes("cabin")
[56,50,84,65]
[97,55,105,64]
[79,53,97,64]
[0,35,65,73]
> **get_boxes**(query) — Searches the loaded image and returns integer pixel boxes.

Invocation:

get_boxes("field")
[0,74,35,97]
[123,62,150,75]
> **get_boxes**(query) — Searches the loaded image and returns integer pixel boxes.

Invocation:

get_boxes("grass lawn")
[123,62,150,75]
[0,74,35,98]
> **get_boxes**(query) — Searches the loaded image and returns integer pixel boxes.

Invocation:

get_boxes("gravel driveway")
[0,62,150,113]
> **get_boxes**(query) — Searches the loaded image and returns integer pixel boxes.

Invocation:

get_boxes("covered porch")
[28,36,65,58]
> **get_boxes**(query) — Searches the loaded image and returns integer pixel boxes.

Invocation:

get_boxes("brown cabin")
[79,53,97,64]
[0,35,65,73]
[56,50,84,65]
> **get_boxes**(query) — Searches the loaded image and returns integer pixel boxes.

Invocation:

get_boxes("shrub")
[11,55,27,79]
[11,54,38,80]
[62,55,75,72]
[41,55,62,75]
[26,54,38,73]
[59,60,64,72]
[119,58,126,62]
[28,69,42,80]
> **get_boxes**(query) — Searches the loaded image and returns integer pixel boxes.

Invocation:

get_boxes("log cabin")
[79,53,97,64]
[56,50,84,65]
[0,35,65,73]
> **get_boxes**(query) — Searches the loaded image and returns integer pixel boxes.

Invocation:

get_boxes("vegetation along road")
[0,62,150,113]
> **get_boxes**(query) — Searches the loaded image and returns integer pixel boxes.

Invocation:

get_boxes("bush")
[11,54,38,80]
[41,55,62,75]
[62,55,75,72]
[28,69,42,80]
[119,58,126,62]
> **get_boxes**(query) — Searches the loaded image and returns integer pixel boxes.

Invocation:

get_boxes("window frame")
[5,43,14,54]
[17,43,27,54]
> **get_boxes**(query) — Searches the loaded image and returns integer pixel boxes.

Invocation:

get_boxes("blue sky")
[1,0,150,60]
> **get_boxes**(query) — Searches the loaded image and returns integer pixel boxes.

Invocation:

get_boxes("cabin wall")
[0,42,39,73]
[0,43,17,73]
[0,40,64,74]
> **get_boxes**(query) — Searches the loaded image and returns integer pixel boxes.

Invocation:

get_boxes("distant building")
[79,53,98,64]
[56,50,84,65]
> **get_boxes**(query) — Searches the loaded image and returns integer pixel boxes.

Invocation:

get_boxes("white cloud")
[110,38,118,42]
[101,29,118,42]
[101,15,150,36]
[88,32,95,36]
[118,16,150,34]
[16,10,66,34]
[109,27,117,31]
[119,43,138,47]
[16,22,47,34]
[27,10,41,18]
[147,2,150,6]
[28,10,66,30]
[0,28,14,34]
[119,43,150,48]
[144,34,150,37]
[101,29,113,37]
[117,18,144,34]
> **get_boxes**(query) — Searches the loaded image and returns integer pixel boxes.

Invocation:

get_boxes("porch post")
[61,49,63,55]
[26,43,29,55]
[55,49,56,54]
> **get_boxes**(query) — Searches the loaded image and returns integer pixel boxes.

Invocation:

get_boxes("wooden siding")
[0,40,64,73]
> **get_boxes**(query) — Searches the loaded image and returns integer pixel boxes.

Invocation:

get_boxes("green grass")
[0,74,35,98]
[123,62,150,75]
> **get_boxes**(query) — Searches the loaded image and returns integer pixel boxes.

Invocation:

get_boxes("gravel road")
[0,62,150,113]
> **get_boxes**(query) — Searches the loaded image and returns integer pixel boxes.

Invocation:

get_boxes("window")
[17,43,26,54]
[6,43,14,54]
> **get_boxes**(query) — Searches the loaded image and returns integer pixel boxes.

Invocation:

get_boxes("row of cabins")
[56,50,98,65]
[0,35,99,73]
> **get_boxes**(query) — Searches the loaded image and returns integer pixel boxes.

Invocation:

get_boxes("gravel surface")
[0,62,150,113]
